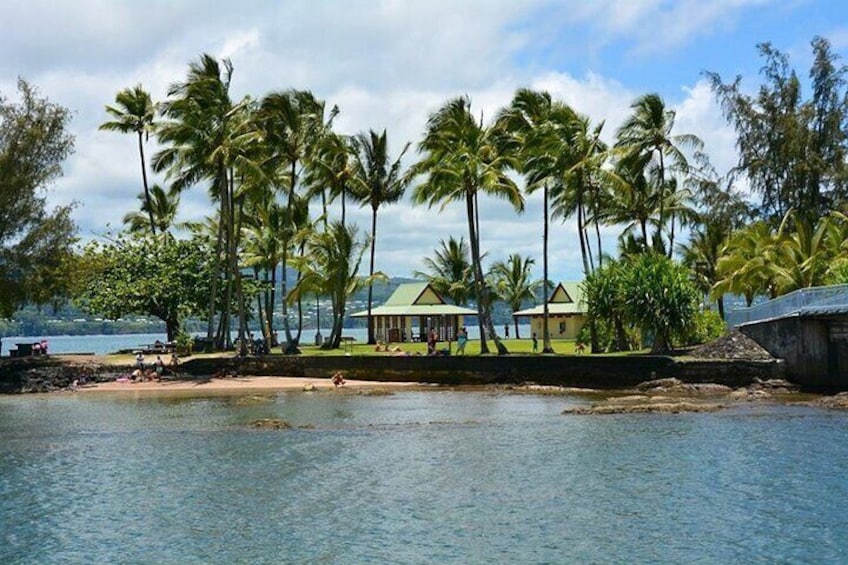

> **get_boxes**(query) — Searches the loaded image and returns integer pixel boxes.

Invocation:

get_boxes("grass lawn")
[296,337,583,357]
[95,337,613,362]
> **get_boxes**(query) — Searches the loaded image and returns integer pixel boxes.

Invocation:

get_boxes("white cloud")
[1,0,778,285]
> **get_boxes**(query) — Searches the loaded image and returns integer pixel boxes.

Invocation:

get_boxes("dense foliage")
[0,80,76,321]
[583,254,702,353]
[75,234,213,341]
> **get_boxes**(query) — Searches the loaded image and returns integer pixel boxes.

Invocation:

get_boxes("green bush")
[675,308,727,346]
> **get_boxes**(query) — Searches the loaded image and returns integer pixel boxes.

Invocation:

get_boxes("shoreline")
[75,375,421,395]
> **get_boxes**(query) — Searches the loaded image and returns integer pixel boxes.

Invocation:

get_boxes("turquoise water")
[2,391,848,564]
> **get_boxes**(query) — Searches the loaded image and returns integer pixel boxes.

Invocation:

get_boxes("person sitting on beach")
[40,339,48,355]
[131,368,143,382]
[332,372,346,388]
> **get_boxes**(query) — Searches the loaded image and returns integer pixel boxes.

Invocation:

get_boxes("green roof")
[513,282,586,317]
[351,282,477,317]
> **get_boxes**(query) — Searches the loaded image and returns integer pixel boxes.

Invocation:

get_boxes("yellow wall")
[529,315,587,340]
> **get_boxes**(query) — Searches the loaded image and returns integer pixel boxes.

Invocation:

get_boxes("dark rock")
[690,330,774,361]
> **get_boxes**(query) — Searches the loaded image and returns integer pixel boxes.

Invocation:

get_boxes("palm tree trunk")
[542,184,553,353]
[235,195,248,356]
[137,131,156,235]
[366,206,378,344]
[466,190,489,354]
[474,191,507,355]
[295,240,306,345]
[206,200,225,349]
[280,159,298,347]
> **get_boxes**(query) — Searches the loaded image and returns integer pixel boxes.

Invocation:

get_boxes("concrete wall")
[181,354,783,390]
[739,316,840,391]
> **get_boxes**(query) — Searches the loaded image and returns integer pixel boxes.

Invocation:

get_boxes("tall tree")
[260,90,337,349]
[412,96,523,354]
[290,221,372,349]
[415,236,474,306]
[615,93,702,256]
[708,36,848,223]
[154,54,260,350]
[496,89,566,353]
[122,183,190,235]
[350,129,411,344]
[100,85,158,234]
[489,253,540,339]
[0,79,76,358]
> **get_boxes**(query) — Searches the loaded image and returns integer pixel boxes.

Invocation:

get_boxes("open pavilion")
[351,282,476,343]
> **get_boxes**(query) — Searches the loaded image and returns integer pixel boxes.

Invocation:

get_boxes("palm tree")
[306,131,357,227]
[350,129,411,344]
[680,222,728,318]
[289,221,374,349]
[412,96,523,354]
[496,88,576,353]
[415,236,475,306]
[260,90,337,347]
[615,93,702,256]
[713,221,780,306]
[122,183,192,235]
[100,84,158,234]
[489,253,541,338]
[154,54,261,351]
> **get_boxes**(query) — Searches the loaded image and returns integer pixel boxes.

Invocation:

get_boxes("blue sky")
[1,0,846,283]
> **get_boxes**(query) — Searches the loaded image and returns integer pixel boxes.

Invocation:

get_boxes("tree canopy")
[0,79,76,318]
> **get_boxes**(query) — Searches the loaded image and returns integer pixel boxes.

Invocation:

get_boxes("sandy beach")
[77,375,420,394]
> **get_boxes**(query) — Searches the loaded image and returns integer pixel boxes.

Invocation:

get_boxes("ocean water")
[1,390,847,563]
[1,325,532,356]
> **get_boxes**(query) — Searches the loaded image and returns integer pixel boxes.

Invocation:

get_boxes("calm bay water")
[1,325,531,356]
[2,390,848,563]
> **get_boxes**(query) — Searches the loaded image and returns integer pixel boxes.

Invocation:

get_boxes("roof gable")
[384,282,445,307]
[550,282,583,305]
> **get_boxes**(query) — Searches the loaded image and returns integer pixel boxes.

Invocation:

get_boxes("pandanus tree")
[100,84,158,234]
[350,129,411,344]
[259,90,337,348]
[489,253,540,339]
[413,96,523,354]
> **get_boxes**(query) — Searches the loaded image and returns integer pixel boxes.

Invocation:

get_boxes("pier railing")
[726,284,848,327]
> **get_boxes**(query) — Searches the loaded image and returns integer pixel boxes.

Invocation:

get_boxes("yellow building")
[512,282,587,340]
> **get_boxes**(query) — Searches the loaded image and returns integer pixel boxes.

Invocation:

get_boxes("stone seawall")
[0,354,786,394]
[180,354,785,389]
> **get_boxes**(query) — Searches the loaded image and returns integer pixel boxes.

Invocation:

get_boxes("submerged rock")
[250,418,291,429]
[803,392,848,410]
[563,401,723,415]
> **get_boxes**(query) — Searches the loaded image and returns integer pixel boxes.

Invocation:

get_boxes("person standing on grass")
[532,332,538,353]
[456,326,468,355]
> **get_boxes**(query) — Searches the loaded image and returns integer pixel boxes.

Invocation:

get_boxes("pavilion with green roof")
[512,282,587,340]
[351,282,477,343]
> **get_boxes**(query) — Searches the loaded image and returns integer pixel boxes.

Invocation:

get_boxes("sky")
[3,0,847,283]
